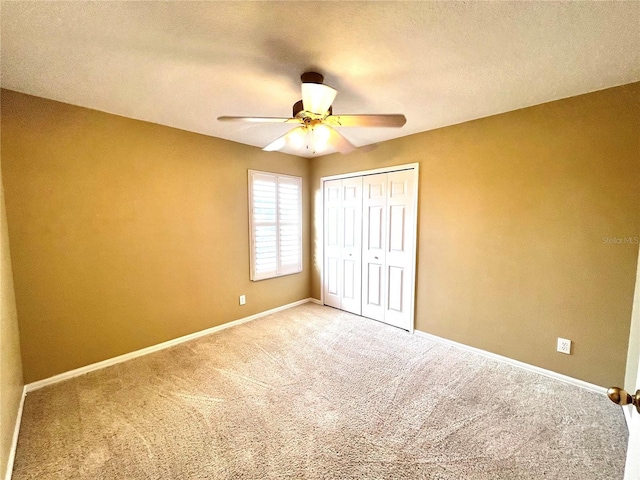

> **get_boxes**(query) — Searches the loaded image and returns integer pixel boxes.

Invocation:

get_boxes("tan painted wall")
[1,90,311,383]
[1,164,24,479]
[3,84,638,389]
[311,83,640,387]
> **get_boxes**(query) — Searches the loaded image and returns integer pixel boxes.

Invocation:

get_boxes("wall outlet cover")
[557,337,571,355]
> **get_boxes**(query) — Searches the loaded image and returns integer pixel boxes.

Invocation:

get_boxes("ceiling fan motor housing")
[293,100,331,119]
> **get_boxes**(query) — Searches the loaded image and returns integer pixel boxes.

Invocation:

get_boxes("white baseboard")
[308,298,322,305]
[413,330,607,395]
[25,298,316,393]
[4,386,26,480]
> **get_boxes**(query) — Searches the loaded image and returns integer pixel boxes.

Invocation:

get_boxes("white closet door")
[323,177,363,314]
[323,179,342,309]
[340,177,363,315]
[323,167,417,331]
[362,173,387,321]
[384,169,416,330]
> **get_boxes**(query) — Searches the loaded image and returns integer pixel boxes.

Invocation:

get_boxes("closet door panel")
[323,179,342,308]
[362,173,387,321]
[387,265,404,312]
[340,177,363,315]
[384,170,415,330]
[366,263,383,308]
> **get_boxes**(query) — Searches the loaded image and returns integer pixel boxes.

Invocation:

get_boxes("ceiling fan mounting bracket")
[300,72,324,84]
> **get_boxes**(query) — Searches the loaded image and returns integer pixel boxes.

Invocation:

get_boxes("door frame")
[319,163,420,333]
[623,245,640,479]
[625,348,640,479]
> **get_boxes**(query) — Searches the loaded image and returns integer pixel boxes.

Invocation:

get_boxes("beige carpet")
[13,303,627,479]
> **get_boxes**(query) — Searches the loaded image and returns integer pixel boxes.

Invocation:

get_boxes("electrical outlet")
[557,337,571,355]
[239,295,246,306]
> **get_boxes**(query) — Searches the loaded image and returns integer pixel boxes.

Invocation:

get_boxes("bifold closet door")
[324,169,415,330]
[323,177,362,315]
[362,170,415,330]
[362,173,387,321]
[383,169,416,330]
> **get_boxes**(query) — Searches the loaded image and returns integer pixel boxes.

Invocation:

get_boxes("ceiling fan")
[218,72,407,154]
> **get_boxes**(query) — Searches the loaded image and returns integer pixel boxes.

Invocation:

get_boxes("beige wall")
[311,83,640,387]
[1,90,311,383]
[1,164,24,479]
[3,84,639,389]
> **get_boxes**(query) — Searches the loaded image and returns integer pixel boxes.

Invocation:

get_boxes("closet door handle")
[374,256,379,260]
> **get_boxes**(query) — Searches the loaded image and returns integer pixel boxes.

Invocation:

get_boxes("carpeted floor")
[13,303,627,479]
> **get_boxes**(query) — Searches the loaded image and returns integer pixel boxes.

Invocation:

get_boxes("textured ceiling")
[2,1,639,157]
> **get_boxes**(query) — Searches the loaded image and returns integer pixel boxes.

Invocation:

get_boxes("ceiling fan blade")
[325,114,407,128]
[301,83,337,115]
[218,116,302,124]
[326,126,356,154]
[263,126,308,152]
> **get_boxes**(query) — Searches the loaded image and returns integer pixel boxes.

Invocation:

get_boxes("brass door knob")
[607,387,640,414]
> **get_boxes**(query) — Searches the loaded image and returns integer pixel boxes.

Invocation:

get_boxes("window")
[249,170,302,281]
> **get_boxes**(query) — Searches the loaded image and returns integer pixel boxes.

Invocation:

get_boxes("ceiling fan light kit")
[218,72,407,156]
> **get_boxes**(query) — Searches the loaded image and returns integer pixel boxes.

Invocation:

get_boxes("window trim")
[248,170,303,281]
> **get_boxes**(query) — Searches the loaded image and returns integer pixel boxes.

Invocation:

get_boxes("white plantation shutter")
[249,171,302,280]
[251,173,278,278]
